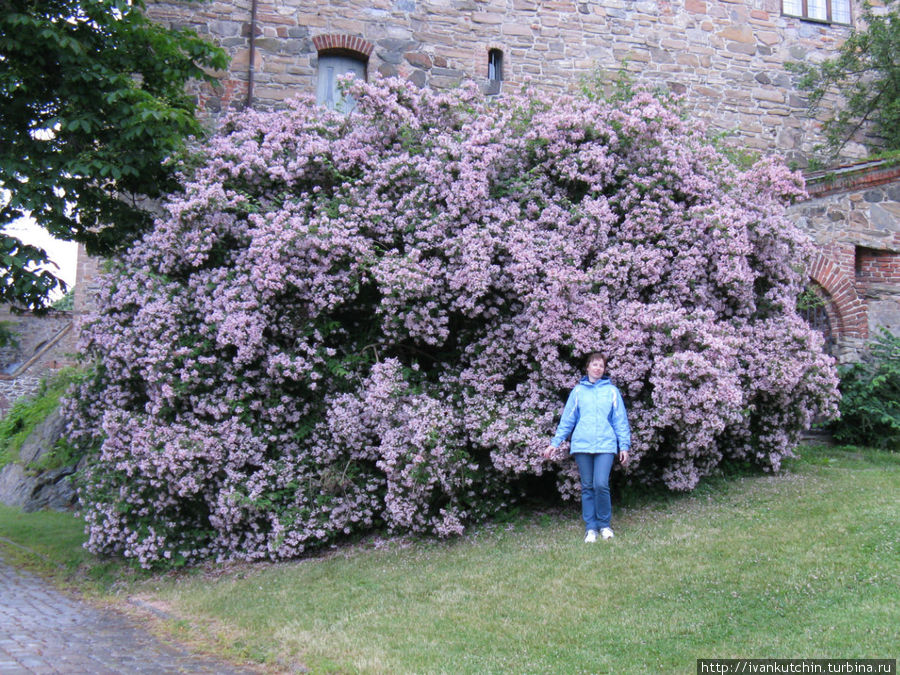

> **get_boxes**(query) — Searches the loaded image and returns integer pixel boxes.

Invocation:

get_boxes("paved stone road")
[0,553,261,674]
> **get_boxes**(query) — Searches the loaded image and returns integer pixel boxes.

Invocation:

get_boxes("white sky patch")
[4,215,79,298]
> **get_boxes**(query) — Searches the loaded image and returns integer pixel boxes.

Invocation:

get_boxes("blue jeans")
[573,452,615,532]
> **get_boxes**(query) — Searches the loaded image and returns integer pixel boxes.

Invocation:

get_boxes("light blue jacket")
[551,375,631,454]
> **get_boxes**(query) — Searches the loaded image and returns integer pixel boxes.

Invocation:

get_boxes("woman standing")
[544,352,631,543]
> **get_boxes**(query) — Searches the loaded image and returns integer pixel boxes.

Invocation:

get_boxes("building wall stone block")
[146,0,872,164]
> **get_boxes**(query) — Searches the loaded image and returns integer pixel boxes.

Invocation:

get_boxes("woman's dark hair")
[584,352,607,369]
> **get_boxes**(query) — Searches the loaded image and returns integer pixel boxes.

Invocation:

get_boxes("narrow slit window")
[488,49,503,82]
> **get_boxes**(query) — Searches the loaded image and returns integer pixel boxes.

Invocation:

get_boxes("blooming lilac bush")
[65,78,839,567]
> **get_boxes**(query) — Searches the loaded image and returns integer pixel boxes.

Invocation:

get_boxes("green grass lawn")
[1,445,897,674]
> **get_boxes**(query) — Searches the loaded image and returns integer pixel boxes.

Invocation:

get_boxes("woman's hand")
[619,450,630,465]
[542,445,556,460]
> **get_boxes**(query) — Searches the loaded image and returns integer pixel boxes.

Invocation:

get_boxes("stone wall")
[3,244,95,417]
[0,308,76,416]
[792,162,900,360]
[72,244,102,318]
[147,0,872,167]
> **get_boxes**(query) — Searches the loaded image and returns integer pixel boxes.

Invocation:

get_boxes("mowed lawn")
[2,445,898,674]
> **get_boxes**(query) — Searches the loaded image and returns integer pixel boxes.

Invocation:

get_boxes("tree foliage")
[0,0,227,310]
[792,0,900,158]
[65,79,840,568]
[831,328,900,449]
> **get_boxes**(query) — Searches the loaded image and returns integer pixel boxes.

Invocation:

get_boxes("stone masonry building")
[72,0,900,363]
[146,0,881,161]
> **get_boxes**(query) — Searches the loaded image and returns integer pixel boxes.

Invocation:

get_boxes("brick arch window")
[312,35,374,112]
[799,281,836,354]
[808,251,869,342]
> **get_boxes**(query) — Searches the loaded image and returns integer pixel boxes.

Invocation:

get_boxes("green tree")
[0,0,227,310]
[831,328,900,450]
[791,0,900,159]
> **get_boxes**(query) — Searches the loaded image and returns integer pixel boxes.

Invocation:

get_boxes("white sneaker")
[600,527,614,540]
[584,529,598,543]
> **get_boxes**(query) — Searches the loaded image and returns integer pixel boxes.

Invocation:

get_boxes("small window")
[487,49,503,95]
[488,49,503,83]
[783,0,851,24]
[316,53,367,112]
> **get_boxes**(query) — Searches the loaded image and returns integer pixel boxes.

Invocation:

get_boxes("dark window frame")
[488,49,503,82]
[487,49,504,96]
[782,0,853,25]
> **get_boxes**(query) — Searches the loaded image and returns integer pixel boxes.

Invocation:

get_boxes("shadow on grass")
[1,442,895,591]
[497,442,898,533]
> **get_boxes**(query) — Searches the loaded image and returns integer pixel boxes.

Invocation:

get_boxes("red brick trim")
[312,34,374,58]
[805,160,900,198]
[808,252,868,339]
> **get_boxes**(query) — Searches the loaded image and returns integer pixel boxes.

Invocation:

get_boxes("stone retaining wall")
[0,309,76,416]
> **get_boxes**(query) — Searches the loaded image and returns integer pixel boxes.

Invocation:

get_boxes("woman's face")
[586,357,606,381]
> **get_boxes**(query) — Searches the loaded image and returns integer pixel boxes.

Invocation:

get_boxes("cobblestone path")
[0,553,261,674]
